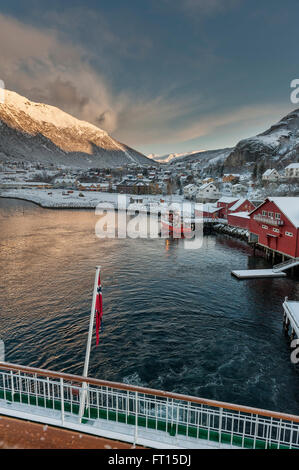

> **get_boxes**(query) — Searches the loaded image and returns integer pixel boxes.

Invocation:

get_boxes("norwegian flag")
[95,272,103,346]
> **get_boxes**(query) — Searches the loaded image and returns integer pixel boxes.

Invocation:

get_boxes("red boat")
[161,212,194,236]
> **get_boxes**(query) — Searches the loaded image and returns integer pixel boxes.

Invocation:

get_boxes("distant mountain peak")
[0,89,152,168]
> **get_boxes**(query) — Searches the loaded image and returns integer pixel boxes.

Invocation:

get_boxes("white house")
[231,183,248,194]
[183,184,198,199]
[262,169,280,182]
[196,182,219,200]
[285,163,299,178]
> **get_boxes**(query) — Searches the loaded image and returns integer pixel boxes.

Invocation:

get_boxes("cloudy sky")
[0,0,298,155]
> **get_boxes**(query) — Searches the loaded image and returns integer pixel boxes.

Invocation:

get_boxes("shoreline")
[0,190,186,212]
[0,194,100,210]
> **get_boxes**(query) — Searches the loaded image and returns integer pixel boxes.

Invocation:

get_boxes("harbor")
[1,198,299,419]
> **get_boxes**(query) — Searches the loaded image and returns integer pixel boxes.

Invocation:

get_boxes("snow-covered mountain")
[148,150,204,164]
[156,109,299,175]
[0,90,152,168]
[167,148,233,169]
[225,108,299,170]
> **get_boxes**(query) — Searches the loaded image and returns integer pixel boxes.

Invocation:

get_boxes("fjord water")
[0,198,299,415]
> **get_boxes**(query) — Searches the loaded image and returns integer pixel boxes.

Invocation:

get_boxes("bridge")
[0,362,298,449]
[273,258,299,273]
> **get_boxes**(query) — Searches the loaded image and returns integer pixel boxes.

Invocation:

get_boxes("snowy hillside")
[168,148,233,169]
[225,108,299,170]
[0,90,152,168]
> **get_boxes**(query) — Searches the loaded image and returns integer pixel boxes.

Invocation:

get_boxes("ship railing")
[0,362,299,449]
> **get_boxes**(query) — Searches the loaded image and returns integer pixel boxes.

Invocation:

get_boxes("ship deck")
[0,415,143,449]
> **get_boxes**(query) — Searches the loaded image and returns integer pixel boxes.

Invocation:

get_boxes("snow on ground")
[0,189,186,209]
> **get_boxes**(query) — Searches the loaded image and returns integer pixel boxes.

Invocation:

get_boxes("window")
[262,225,268,229]
[268,212,274,218]
[262,210,267,216]
[285,232,293,237]
[273,228,280,233]
[275,213,281,219]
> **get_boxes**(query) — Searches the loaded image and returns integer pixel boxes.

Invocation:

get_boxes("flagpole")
[79,265,101,420]
[83,265,101,378]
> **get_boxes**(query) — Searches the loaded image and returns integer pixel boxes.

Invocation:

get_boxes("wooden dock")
[232,269,287,279]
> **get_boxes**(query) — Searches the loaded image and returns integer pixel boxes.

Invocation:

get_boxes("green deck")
[0,389,291,449]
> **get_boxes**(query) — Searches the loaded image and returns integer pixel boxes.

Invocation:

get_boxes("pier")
[283,298,299,341]
[232,269,286,279]
[232,257,299,279]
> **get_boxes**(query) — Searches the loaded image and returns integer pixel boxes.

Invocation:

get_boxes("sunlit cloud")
[0,8,295,154]
[0,13,122,133]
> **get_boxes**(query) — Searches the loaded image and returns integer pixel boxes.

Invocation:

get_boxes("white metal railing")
[0,363,299,449]
[253,214,284,226]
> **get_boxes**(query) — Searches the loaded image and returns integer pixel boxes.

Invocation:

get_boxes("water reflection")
[0,198,299,415]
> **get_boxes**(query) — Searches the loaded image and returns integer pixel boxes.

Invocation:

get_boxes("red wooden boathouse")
[249,197,299,259]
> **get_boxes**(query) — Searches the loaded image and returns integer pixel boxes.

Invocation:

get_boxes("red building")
[216,197,255,219]
[228,212,250,230]
[249,197,299,258]
[195,203,221,219]
[228,198,255,214]
[216,197,239,219]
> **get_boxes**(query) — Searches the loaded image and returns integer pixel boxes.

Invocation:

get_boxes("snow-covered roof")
[217,196,239,204]
[54,177,77,183]
[285,163,299,169]
[228,211,250,219]
[230,198,247,211]
[202,203,221,213]
[267,197,299,228]
[199,182,215,190]
[263,169,277,177]
[250,197,299,227]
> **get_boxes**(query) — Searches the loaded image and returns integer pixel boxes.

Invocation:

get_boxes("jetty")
[283,298,299,340]
[0,362,299,449]
[232,257,299,280]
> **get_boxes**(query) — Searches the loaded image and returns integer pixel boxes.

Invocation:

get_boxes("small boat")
[161,212,194,236]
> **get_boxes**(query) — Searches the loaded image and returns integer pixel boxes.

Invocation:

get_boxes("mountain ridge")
[162,108,299,174]
[0,90,152,168]
[225,108,299,171]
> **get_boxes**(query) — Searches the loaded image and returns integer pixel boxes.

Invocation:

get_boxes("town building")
[183,184,198,199]
[195,203,221,219]
[249,197,299,258]
[196,182,218,201]
[227,212,250,230]
[222,174,240,183]
[262,169,280,182]
[231,183,248,195]
[285,163,299,179]
[216,196,240,218]
[229,198,255,214]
